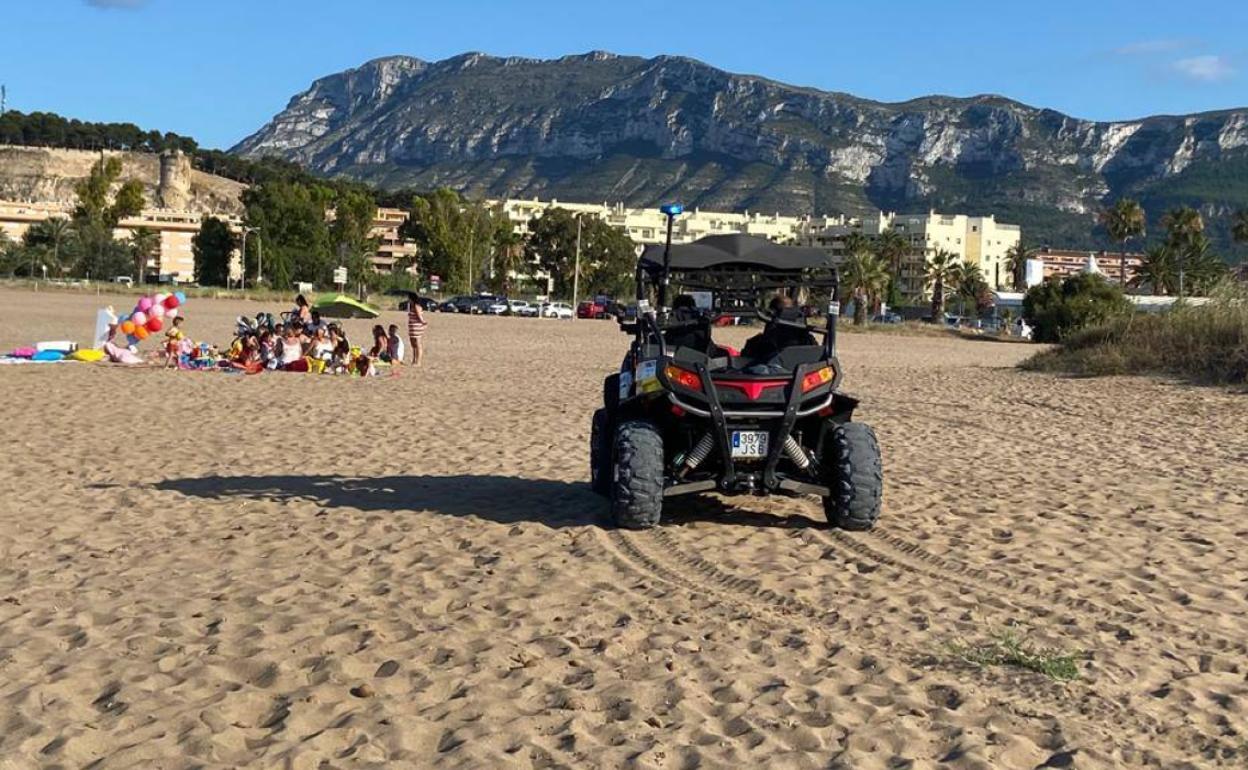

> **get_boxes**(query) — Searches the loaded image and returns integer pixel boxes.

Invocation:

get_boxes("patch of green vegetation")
[1023,282,1248,386]
[948,630,1081,682]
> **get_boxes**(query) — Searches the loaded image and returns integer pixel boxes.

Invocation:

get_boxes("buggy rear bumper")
[665,390,833,420]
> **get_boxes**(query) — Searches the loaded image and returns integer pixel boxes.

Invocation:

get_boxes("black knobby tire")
[612,420,665,529]
[590,408,612,497]
[822,421,883,531]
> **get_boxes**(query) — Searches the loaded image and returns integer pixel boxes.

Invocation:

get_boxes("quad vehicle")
[590,227,883,530]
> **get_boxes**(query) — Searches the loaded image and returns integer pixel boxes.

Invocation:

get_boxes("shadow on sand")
[151,473,827,531]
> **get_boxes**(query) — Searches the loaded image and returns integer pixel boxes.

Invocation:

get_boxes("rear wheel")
[612,419,665,529]
[590,408,612,496]
[821,421,883,531]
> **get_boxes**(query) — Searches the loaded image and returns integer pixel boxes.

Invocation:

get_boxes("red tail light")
[801,366,834,393]
[664,364,702,391]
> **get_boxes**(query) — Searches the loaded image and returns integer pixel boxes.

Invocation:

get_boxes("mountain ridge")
[233,50,1248,252]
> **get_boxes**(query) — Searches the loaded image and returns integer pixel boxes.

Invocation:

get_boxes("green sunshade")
[314,293,380,319]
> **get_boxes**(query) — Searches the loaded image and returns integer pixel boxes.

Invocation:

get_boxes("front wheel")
[821,422,883,531]
[612,419,664,529]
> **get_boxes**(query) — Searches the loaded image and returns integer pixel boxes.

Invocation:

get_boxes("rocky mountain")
[234,51,1248,250]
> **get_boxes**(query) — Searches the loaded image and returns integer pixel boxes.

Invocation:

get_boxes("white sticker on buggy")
[829,302,841,317]
[619,372,633,400]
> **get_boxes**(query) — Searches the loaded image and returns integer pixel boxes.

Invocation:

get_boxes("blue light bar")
[660,203,684,217]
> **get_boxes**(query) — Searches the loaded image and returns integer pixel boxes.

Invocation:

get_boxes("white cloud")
[1171,55,1235,82]
[1113,39,1190,56]
[85,0,149,9]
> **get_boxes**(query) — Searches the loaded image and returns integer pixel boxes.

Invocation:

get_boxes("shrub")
[1022,273,1131,343]
[1023,281,1248,385]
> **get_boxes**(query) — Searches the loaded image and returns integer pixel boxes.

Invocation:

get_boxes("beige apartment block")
[0,199,242,282]
[805,210,1022,296]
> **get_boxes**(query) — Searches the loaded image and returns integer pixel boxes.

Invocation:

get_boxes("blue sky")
[3,0,1245,150]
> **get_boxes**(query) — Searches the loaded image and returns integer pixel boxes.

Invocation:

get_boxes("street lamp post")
[571,215,582,319]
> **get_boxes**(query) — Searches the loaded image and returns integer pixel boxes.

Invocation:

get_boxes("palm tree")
[1131,244,1176,295]
[951,261,989,319]
[925,249,959,323]
[1161,206,1204,298]
[874,228,909,299]
[1183,235,1228,295]
[840,249,890,326]
[492,229,525,295]
[1099,198,1146,291]
[1004,242,1036,291]
[24,217,75,277]
[127,227,160,284]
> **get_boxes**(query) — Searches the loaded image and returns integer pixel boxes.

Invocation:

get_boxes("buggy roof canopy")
[640,234,834,273]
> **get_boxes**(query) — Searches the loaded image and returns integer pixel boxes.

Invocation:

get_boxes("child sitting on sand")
[386,324,405,365]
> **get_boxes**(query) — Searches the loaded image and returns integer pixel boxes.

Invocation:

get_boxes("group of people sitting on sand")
[104,293,428,376]
[223,297,413,376]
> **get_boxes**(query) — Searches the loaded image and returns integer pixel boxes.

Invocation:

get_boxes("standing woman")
[407,295,428,367]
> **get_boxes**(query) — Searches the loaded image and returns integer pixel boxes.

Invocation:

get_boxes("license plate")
[731,431,769,458]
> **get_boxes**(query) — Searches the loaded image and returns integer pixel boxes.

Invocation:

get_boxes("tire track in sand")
[607,525,1240,766]
[800,525,1247,658]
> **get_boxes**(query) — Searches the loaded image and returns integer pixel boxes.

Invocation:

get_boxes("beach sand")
[1,286,1245,768]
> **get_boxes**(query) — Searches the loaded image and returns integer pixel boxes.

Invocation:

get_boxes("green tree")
[403,188,499,294]
[925,249,959,322]
[1005,241,1036,291]
[841,249,890,325]
[1182,235,1228,295]
[1131,244,1176,295]
[1161,206,1204,298]
[69,156,145,279]
[22,217,76,277]
[192,216,236,286]
[1023,273,1131,343]
[73,156,144,228]
[1099,199,1146,291]
[952,261,991,317]
[127,227,160,283]
[242,180,335,289]
[490,227,526,295]
[525,208,582,298]
[330,189,381,296]
[583,218,638,299]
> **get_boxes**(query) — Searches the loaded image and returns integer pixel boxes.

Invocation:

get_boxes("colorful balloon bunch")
[118,291,187,346]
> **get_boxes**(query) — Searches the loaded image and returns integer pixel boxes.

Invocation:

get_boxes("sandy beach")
[1,286,1246,769]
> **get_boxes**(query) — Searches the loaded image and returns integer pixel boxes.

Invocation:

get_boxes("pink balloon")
[137,297,153,313]
[150,304,166,319]
[132,311,148,327]
[165,307,178,320]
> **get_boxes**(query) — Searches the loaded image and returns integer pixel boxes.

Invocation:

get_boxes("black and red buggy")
[590,232,883,529]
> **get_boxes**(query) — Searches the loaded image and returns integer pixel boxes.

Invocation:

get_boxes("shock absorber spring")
[679,432,716,477]
[781,434,811,469]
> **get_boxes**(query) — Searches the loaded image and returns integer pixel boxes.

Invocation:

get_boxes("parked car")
[541,301,574,319]
[437,299,460,313]
[112,276,134,286]
[577,300,607,319]
[399,297,440,312]
[511,300,540,317]
[871,312,903,324]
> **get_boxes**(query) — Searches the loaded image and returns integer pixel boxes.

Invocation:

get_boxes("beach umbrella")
[313,293,381,319]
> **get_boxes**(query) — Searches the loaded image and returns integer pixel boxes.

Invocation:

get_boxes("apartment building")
[0,199,242,282]
[804,210,1022,296]
[368,207,419,274]
[493,198,807,246]
[1034,246,1142,286]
